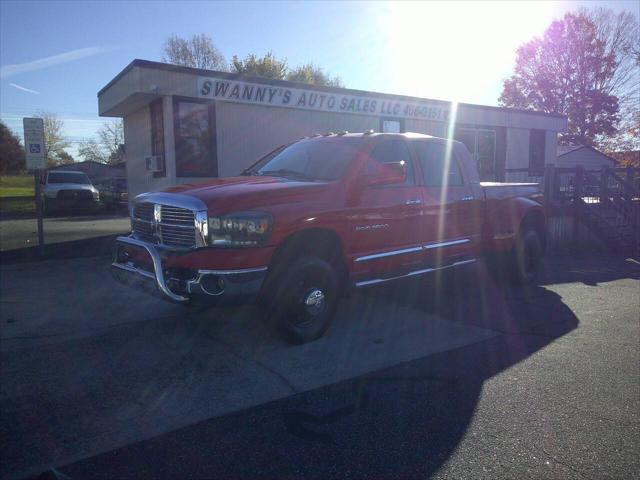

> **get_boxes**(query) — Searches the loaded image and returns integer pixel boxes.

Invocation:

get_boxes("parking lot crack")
[534,445,590,479]
[202,331,298,395]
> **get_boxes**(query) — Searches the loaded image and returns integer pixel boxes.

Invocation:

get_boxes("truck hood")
[164,175,332,213]
[44,183,97,194]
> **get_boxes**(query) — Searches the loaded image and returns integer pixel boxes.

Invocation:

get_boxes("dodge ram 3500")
[112,132,546,343]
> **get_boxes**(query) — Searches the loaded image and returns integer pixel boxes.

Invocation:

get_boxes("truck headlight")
[208,211,273,247]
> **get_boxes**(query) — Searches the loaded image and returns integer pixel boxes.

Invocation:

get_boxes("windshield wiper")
[258,169,313,180]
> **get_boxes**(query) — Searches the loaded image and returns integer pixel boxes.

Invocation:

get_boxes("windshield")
[47,172,91,184]
[250,138,360,181]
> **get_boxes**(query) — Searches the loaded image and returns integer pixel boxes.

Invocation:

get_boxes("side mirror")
[359,161,407,188]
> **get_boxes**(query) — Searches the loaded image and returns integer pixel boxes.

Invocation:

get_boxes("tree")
[287,63,344,87]
[583,9,639,113]
[78,139,107,164]
[231,51,288,80]
[0,122,25,174]
[599,110,640,163]
[582,8,640,150]
[36,111,72,167]
[98,120,124,163]
[499,12,622,146]
[162,34,227,71]
[56,151,75,165]
[78,120,124,164]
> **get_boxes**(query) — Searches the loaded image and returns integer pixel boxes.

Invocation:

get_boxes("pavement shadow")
[0,235,120,264]
[536,254,640,287]
[46,260,581,479]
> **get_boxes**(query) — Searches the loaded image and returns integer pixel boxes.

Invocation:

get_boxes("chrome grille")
[160,205,195,226]
[131,202,197,249]
[134,202,153,221]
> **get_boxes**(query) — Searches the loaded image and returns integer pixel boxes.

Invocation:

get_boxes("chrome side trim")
[423,238,470,249]
[355,246,423,263]
[355,258,477,287]
[112,236,189,303]
[355,238,471,263]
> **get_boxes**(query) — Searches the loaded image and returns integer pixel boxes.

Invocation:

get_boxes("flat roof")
[98,59,566,120]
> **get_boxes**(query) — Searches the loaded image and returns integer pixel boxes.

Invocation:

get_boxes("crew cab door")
[348,138,424,280]
[413,140,481,266]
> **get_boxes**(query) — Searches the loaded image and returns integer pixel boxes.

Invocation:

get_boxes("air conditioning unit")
[145,155,163,172]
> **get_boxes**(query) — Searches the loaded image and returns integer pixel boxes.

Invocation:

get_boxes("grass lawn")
[0,176,35,216]
[0,175,34,197]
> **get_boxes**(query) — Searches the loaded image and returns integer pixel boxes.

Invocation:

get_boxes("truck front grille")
[57,190,93,201]
[132,202,197,249]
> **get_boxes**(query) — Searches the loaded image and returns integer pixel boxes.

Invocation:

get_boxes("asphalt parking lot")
[0,253,638,479]
[0,214,130,251]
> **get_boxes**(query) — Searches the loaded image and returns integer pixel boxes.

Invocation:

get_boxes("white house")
[556,145,617,170]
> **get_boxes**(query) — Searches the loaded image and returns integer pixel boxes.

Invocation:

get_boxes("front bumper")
[111,236,268,304]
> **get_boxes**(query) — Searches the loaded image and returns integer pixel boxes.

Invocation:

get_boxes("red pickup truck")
[113,132,546,343]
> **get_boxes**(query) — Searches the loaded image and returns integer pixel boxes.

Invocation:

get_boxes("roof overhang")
[98,59,568,132]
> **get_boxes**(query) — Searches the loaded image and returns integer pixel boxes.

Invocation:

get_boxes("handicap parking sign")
[23,117,46,169]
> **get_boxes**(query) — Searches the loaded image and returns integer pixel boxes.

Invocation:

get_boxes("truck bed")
[480,182,542,201]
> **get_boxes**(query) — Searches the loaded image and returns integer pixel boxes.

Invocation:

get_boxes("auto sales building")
[98,59,568,199]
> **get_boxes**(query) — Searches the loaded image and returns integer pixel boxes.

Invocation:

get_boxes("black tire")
[264,255,339,344]
[511,229,543,285]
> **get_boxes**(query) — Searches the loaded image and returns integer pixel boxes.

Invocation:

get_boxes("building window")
[149,99,165,177]
[173,98,217,177]
[529,129,546,176]
[455,128,496,181]
[380,118,404,133]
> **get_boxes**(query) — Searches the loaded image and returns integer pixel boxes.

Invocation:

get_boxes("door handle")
[405,199,422,205]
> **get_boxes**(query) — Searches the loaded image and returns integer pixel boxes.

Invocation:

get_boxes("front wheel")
[511,229,543,285]
[263,256,339,344]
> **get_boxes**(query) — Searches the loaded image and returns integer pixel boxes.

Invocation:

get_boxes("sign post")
[23,117,46,251]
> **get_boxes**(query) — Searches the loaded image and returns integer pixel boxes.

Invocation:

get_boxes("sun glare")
[374,1,557,104]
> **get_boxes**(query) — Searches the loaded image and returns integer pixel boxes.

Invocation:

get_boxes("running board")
[354,258,477,288]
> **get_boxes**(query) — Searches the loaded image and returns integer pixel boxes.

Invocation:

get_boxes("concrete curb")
[0,234,120,265]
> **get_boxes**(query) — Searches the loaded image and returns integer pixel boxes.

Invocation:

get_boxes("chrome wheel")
[304,288,326,315]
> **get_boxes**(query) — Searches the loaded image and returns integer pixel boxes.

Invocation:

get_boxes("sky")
[1,0,637,159]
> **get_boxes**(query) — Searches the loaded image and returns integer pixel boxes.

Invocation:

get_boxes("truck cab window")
[367,139,414,185]
[417,142,464,187]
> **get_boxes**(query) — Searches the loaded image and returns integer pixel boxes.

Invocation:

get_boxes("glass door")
[476,130,496,181]
[454,128,496,181]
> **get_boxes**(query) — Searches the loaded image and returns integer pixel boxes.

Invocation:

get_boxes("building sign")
[23,117,46,170]
[198,78,450,122]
